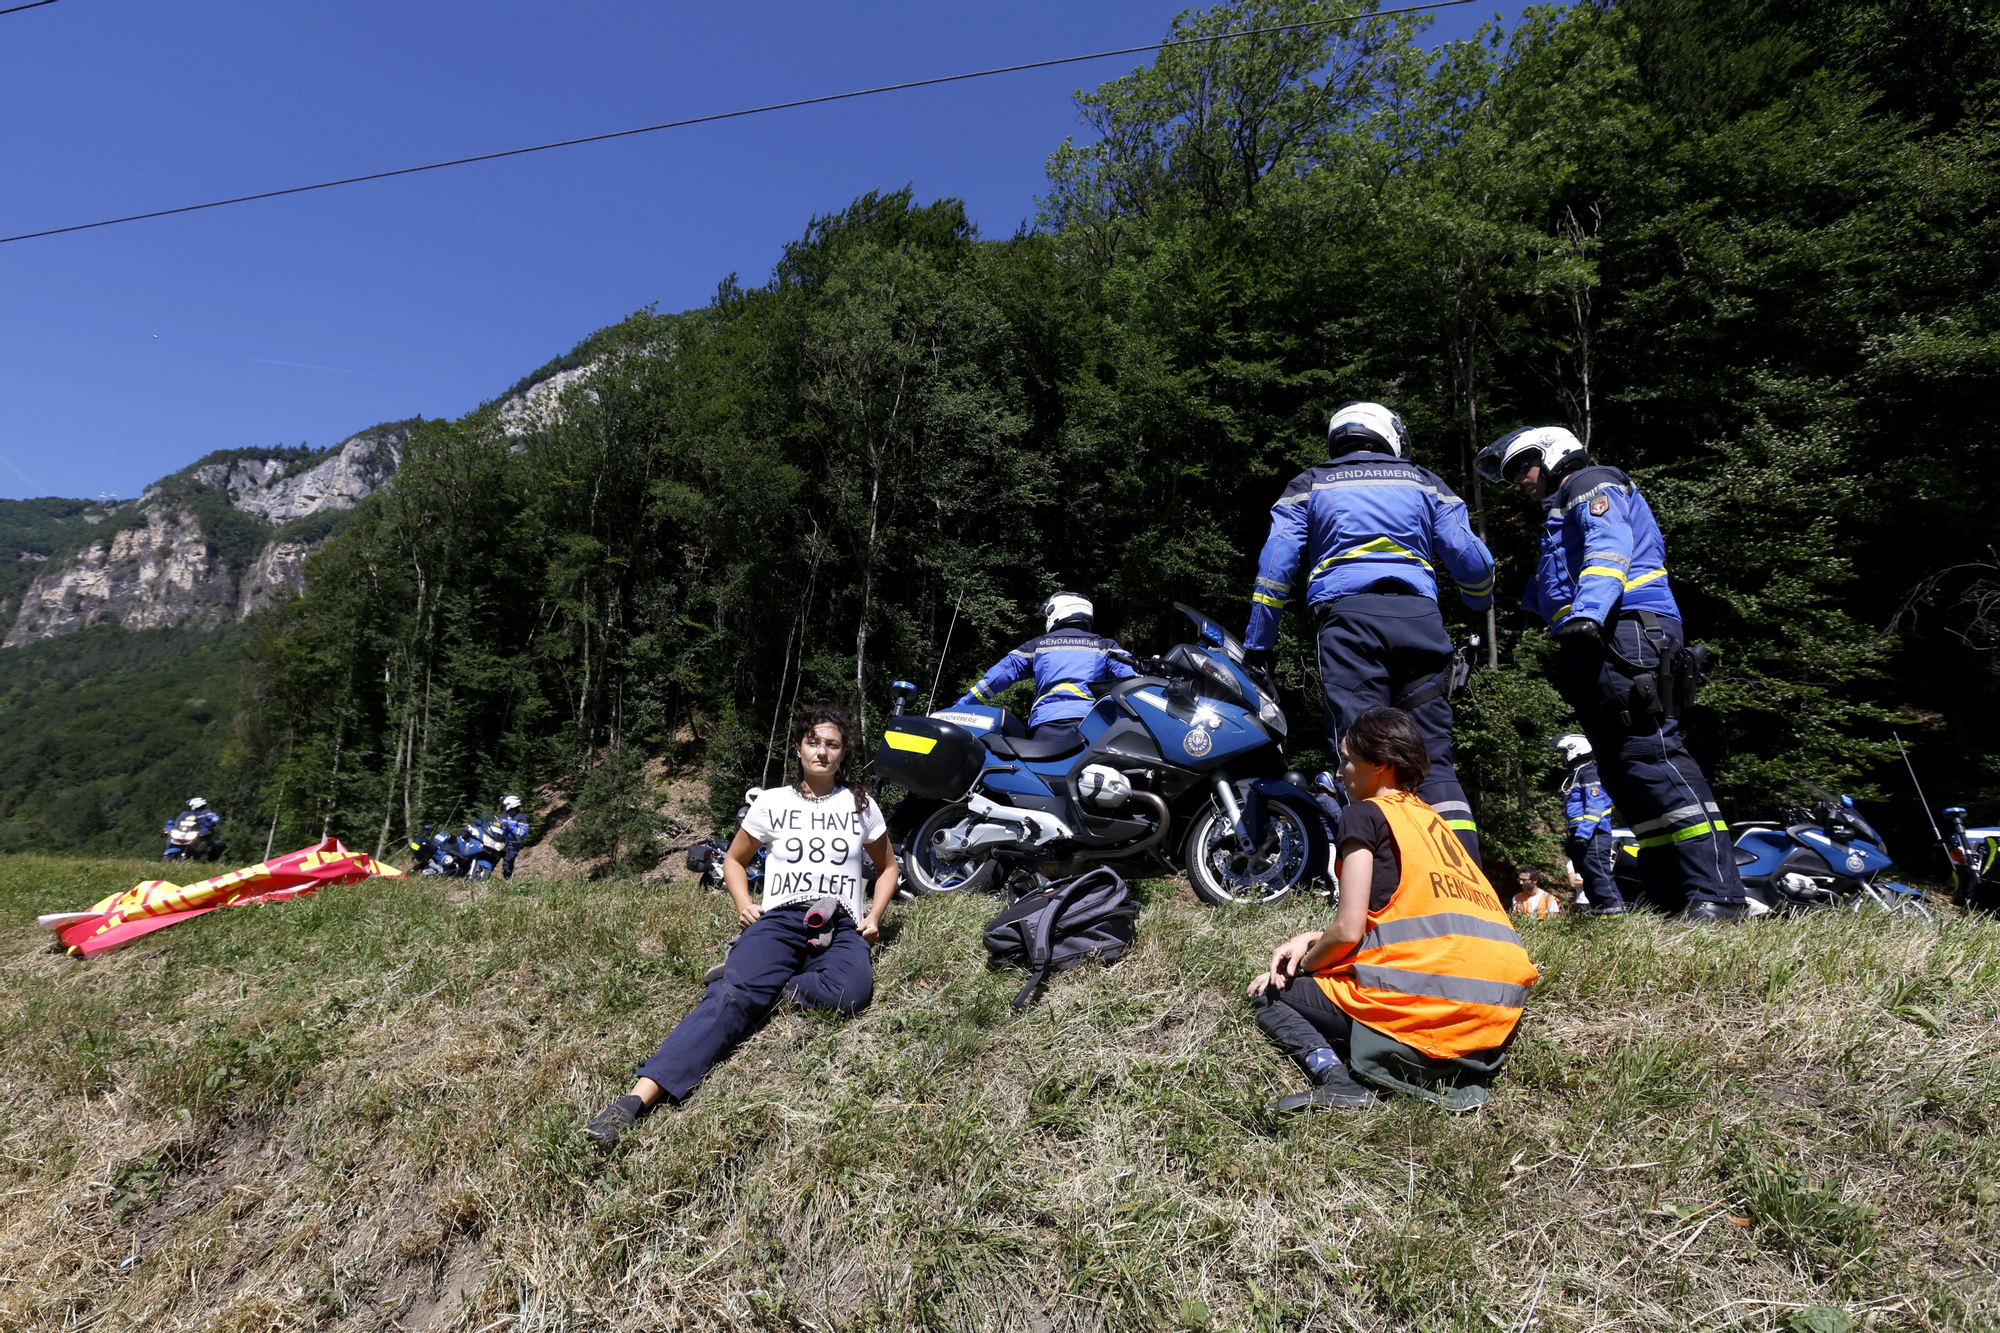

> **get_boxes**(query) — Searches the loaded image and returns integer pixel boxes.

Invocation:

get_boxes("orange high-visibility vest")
[1316,791,1539,1060]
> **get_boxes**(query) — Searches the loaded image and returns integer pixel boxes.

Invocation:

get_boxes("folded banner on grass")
[37,838,404,959]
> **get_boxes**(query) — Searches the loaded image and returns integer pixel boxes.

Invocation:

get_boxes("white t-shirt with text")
[741,784,888,921]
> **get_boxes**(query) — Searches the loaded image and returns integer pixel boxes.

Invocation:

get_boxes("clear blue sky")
[0,0,1522,501]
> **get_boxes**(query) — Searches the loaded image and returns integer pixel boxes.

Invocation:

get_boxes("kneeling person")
[1247,708,1537,1112]
[585,706,897,1147]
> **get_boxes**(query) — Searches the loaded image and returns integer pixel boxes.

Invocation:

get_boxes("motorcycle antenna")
[924,591,964,716]
[1894,730,1949,860]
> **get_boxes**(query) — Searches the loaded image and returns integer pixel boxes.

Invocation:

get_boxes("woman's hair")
[790,705,868,813]
[1342,707,1431,788]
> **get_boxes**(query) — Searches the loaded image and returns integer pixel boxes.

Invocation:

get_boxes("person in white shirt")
[585,706,897,1147]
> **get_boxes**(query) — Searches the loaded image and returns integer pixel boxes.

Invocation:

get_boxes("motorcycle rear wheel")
[1183,800,1313,906]
[902,802,1002,896]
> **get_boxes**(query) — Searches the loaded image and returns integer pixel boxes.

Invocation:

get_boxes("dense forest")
[238,0,1998,873]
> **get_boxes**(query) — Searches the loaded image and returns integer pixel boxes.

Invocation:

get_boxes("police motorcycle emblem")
[1845,849,1868,873]
[1182,727,1213,757]
[1588,495,1610,516]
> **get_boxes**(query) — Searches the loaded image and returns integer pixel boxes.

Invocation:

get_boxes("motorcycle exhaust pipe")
[1074,791,1171,863]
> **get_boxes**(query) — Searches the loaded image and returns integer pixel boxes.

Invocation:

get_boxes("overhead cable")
[0,0,63,14]
[0,0,1476,246]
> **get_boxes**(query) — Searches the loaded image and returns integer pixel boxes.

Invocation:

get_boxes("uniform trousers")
[634,903,873,1102]
[1250,975,1356,1070]
[1316,593,1480,861]
[1557,615,1746,911]
[1565,827,1622,911]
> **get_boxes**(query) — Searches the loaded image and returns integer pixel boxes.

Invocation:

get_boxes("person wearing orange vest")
[1247,707,1539,1111]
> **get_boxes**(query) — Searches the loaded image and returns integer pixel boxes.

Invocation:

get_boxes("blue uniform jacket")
[1525,464,1679,630]
[1245,450,1496,651]
[1563,762,1614,839]
[954,629,1137,728]
[499,813,530,850]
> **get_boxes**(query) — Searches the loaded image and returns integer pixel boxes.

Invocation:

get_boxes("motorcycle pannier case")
[874,718,985,801]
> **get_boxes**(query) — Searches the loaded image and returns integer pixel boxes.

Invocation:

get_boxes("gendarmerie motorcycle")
[874,604,1332,906]
[1613,783,1932,919]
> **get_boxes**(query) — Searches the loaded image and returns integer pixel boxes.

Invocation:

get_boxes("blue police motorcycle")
[1721,784,1932,920]
[875,604,1332,906]
[410,824,481,878]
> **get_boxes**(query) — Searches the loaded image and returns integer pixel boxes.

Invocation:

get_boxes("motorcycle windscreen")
[873,718,987,801]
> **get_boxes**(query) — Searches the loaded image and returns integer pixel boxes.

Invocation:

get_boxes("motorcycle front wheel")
[902,802,1002,896]
[1183,799,1313,906]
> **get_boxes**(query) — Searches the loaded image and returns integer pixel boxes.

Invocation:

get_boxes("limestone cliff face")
[235,536,321,617]
[3,508,235,645]
[3,423,409,648]
[190,427,404,522]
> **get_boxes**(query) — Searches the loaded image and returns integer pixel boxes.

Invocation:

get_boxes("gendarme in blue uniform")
[955,628,1137,732]
[1529,461,1745,913]
[1246,451,1496,646]
[1245,426,1496,859]
[1563,760,1620,912]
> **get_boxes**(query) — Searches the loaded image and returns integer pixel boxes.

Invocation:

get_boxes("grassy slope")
[0,857,1995,1332]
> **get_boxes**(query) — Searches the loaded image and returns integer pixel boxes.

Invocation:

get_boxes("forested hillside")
[234,0,2000,870]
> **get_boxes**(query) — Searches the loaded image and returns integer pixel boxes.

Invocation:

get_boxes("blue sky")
[0,1,1523,501]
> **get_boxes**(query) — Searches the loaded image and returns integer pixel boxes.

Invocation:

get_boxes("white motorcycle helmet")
[1553,734,1593,765]
[501,794,522,813]
[1042,592,1094,633]
[1476,425,1588,485]
[1327,401,1411,458]
[187,797,208,811]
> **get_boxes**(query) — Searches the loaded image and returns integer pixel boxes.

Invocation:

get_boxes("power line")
[0,0,1477,246]
[0,0,62,14]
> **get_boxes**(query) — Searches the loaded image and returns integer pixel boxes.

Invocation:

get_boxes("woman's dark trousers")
[635,904,873,1102]
[1250,975,1355,1071]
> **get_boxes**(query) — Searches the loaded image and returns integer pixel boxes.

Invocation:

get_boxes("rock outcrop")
[497,363,598,436]
[2,423,410,648]
[3,508,235,645]
[192,427,405,522]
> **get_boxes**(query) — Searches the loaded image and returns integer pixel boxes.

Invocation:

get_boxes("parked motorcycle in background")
[876,604,1333,906]
[411,824,481,878]
[1727,784,1932,919]
[1944,805,2000,914]
[685,788,768,896]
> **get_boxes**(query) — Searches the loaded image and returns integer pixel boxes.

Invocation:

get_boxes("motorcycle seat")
[981,731,1087,761]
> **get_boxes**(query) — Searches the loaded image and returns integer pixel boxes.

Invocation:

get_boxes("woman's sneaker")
[582,1094,648,1148]
[1275,1064,1380,1112]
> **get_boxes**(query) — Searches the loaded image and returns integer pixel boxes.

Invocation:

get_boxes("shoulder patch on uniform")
[1588,495,1610,517]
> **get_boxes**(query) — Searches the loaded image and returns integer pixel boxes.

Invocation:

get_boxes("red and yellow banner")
[38,837,403,959]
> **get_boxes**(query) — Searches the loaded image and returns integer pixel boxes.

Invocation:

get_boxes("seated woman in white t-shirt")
[584,706,897,1148]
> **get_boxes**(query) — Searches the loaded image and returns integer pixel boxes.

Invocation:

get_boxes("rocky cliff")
[2,423,409,649]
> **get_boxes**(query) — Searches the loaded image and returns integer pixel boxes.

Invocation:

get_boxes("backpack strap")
[1012,868,1119,1009]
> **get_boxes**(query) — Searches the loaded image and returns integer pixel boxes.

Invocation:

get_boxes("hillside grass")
[0,855,1996,1332]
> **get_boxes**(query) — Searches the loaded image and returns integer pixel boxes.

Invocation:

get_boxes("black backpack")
[982,867,1139,1008]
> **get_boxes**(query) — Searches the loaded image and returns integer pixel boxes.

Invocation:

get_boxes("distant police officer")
[1243,402,1497,859]
[954,594,1137,740]
[1555,734,1621,915]
[1479,426,1747,921]
[497,794,530,879]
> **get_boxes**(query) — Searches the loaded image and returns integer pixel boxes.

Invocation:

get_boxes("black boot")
[1274,1063,1379,1112]
[1675,899,1746,923]
[582,1094,648,1149]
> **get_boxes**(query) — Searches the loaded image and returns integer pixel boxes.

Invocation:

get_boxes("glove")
[1242,647,1275,675]
[1555,617,1603,650]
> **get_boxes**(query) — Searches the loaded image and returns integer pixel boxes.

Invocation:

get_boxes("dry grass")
[1,853,1996,1331]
